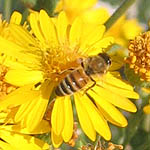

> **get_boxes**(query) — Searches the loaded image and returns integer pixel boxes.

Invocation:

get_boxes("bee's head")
[84,53,111,76]
[98,53,111,66]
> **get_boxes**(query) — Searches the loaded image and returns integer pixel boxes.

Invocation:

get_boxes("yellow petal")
[9,24,37,47]
[81,25,106,52]
[25,96,48,131]
[0,36,38,64]
[10,11,22,24]
[30,12,45,42]
[5,70,43,86]
[15,98,38,123]
[0,53,28,69]
[1,120,50,134]
[87,90,128,127]
[92,85,137,112]
[74,94,96,141]
[57,11,68,43]
[39,10,58,45]
[51,129,63,148]
[16,81,54,131]
[69,17,82,47]
[87,37,114,55]
[51,97,65,135]
[80,93,111,140]
[0,84,39,111]
[94,37,114,49]
[105,73,134,91]
[0,130,49,150]
[62,96,73,142]
[102,81,139,99]
[98,106,127,127]
[0,140,18,150]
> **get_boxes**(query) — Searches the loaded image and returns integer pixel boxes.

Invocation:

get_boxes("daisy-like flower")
[125,31,150,81]
[55,0,109,24]
[0,11,24,99]
[0,10,139,148]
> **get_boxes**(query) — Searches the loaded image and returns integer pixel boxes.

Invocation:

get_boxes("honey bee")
[55,53,111,96]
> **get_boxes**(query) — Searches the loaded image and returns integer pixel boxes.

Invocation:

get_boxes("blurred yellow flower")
[105,15,143,47]
[55,0,109,27]
[0,10,139,148]
[55,0,142,47]
[143,105,150,114]
[55,0,105,24]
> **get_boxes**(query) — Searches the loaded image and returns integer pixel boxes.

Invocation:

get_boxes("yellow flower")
[105,15,143,47]
[55,0,109,24]
[143,105,150,114]
[0,10,138,148]
[0,12,24,99]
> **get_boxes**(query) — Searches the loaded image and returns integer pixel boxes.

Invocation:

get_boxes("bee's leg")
[84,77,96,94]
[44,99,55,122]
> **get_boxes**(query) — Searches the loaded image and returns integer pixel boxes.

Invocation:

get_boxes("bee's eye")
[98,53,111,66]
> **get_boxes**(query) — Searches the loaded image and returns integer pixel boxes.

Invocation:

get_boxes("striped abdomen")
[55,68,89,96]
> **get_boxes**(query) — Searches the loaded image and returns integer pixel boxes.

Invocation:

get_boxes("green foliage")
[138,0,150,25]
[130,129,150,150]
[34,0,59,16]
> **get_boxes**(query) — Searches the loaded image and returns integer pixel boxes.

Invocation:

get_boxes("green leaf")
[138,0,150,24]
[34,0,59,16]
[130,129,150,150]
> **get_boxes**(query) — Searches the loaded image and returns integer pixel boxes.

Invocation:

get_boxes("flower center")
[126,31,150,81]
[42,45,84,82]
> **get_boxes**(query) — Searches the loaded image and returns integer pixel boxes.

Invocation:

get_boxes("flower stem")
[4,0,12,21]
[105,0,136,31]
